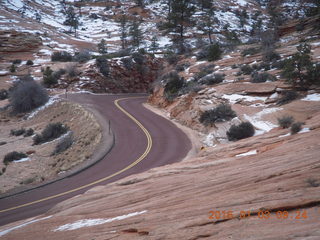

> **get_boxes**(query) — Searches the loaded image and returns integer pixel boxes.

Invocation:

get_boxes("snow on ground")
[14,157,31,163]
[54,210,148,231]
[244,107,281,135]
[301,93,320,102]
[203,133,216,147]
[0,216,52,237]
[222,94,267,104]
[236,149,257,157]
[27,96,60,120]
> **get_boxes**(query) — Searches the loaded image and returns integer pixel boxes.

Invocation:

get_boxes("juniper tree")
[281,43,320,89]
[64,7,79,37]
[165,0,195,51]
[118,14,129,49]
[98,39,108,54]
[197,7,217,44]
[129,18,144,49]
[149,35,160,53]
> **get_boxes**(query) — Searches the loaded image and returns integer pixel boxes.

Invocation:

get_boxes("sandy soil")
[0,99,102,194]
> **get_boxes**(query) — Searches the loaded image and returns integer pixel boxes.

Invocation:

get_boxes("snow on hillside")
[0,0,268,52]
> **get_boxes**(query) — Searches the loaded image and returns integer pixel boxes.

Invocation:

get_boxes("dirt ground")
[0,99,102,194]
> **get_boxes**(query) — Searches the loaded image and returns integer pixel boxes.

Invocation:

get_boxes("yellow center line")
[0,97,152,214]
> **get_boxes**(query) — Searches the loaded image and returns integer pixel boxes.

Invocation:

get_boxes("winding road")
[0,94,191,227]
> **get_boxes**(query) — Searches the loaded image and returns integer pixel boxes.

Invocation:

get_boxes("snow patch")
[27,97,60,120]
[14,157,31,163]
[236,149,257,157]
[222,94,267,104]
[301,93,320,101]
[54,210,147,231]
[0,216,52,237]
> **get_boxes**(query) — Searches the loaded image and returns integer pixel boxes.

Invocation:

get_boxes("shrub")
[10,128,26,136]
[26,60,34,65]
[10,64,16,73]
[0,89,8,100]
[208,43,222,62]
[281,43,317,89]
[163,71,184,100]
[73,50,91,63]
[33,122,68,145]
[164,51,179,65]
[0,141,6,146]
[9,77,49,114]
[290,122,303,135]
[251,72,277,83]
[51,51,73,62]
[227,122,255,141]
[43,67,58,87]
[96,56,109,77]
[200,73,225,85]
[24,128,34,137]
[66,64,78,78]
[52,132,74,155]
[12,59,22,64]
[240,64,253,75]
[241,47,261,57]
[277,116,294,128]
[199,104,237,126]
[277,90,299,105]
[3,151,27,165]
[262,50,280,62]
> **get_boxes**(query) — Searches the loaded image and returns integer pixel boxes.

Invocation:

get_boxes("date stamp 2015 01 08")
[208,210,309,220]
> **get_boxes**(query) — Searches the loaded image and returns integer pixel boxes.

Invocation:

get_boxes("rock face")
[1,111,319,240]
[62,55,162,93]
[0,31,42,52]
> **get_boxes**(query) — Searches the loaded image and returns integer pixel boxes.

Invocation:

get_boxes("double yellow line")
[0,97,152,214]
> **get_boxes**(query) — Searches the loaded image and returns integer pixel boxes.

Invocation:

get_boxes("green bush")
[43,67,58,87]
[33,123,68,145]
[0,89,8,100]
[241,47,261,57]
[12,59,22,64]
[227,122,255,141]
[10,64,16,73]
[208,43,222,62]
[251,72,277,83]
[24,128,34,137]
[26,60,34,65]
[51,51,73,62]
[3,151,27,165]
[96,56,109,77]
[10,128,26,136]
[240,64,253,75]
[199,104,237,126]
[73,50,91,63]
[164,72,184,100]
[277,90,299,105]
[291,122,303,135]
[277,116,294,128]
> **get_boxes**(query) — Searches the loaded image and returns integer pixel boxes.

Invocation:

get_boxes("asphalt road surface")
[0,94,191,226]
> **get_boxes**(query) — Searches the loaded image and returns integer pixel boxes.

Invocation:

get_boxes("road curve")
[0,93,191,226]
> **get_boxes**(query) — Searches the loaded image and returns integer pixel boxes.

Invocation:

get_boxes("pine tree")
[281,43,319,89]
[197,7,216,44]
[166,0,195,49]
[149,35,159,53]
[118,14,128,49]
[129,18,143,49]
[64,7,79,37]
[98,39,108,54]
